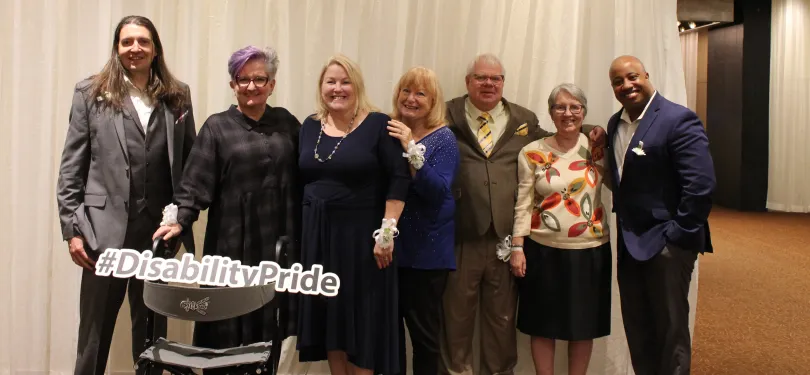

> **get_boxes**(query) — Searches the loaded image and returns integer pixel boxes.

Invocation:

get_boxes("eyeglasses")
[471,74,504,84]
[551,104,584,114]
[235,76,270,88]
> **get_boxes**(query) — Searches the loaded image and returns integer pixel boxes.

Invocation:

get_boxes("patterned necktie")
[477,112,494,156]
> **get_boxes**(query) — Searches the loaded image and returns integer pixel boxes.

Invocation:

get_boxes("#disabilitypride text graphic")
[95,248,340,297]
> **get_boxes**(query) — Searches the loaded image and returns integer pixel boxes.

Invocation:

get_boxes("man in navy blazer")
[606,55,716,375]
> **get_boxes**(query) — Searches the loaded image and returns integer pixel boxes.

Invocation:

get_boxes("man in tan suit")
[440,53,604,375]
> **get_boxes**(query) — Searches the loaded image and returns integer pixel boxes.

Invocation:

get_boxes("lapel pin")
[175,110,189,124]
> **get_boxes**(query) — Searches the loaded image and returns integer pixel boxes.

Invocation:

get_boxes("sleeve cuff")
[62,221,80,240]
[512,231,531,238]
[176,207,196,231]
[512,222,531,238]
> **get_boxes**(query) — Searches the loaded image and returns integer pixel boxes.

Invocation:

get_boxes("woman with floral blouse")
[509,83,612,375]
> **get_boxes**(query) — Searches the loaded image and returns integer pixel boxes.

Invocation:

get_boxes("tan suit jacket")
[446,95,547,241]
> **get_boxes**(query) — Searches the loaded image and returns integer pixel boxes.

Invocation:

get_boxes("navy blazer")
[606,93,716,261]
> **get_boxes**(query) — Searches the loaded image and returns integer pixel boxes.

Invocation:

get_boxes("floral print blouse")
[513,133,610,250]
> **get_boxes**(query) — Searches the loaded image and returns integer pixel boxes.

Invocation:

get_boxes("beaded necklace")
[314,108,358,162]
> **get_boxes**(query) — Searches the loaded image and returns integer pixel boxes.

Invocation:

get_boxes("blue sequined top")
[395,126,459,270]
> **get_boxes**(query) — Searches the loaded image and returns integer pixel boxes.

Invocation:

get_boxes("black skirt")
[516,239,612,341]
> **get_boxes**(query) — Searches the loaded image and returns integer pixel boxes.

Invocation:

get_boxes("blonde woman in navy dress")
[296,54,411,375]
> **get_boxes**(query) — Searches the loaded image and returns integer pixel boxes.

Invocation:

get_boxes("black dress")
[296,112,410,374]
[174,104,301,348]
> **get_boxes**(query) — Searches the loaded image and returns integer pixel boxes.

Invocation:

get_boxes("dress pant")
[440,227,518,375]
[73,213,167,375]
[397,268,449,375]
[618,241,697,375]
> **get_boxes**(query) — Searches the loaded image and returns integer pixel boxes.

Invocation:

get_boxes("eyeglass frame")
[551,104,585,115]
[234,75,271,88]
[470,73,505,85]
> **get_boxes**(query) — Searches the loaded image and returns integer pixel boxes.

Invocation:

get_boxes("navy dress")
[296,112,410,373]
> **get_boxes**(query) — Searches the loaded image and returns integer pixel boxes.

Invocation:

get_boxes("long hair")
[390,66,447,129]
[313,54,379,121]
[87,15,188,112]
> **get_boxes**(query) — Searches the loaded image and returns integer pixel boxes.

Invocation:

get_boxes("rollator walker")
[134,237,290,375]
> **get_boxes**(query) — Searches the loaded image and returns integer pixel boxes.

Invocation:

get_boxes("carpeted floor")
[692,206,810,375]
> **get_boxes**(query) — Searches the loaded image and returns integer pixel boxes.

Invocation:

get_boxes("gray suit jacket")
[57,78,197,253]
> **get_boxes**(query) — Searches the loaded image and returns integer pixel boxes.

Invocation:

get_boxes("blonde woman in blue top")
[387,66,459,375]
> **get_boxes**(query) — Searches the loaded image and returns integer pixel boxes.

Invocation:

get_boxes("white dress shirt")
[613,91,657,180]
[124,75,155,133]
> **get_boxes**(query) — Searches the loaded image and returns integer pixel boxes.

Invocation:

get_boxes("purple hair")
[227,46,279,81]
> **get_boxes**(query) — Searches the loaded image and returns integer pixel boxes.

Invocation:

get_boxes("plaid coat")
[175,104,301,347]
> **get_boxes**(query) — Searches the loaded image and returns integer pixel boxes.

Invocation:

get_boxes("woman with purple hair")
[154,45,300,350]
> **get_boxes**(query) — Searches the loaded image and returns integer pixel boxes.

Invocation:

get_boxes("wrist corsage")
[160,203,179,226]
[496,235,513,262]
[372,218,399,249]
[402,140,426,170]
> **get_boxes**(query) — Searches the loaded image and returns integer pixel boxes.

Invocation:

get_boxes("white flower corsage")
[372,218,399,249]
[402,140,426,170]
[631,140,646,156]
[160,203,179,226]
[496,235,513,262]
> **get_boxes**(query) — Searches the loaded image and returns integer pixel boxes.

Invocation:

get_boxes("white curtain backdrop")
[680,31,699,112]
[0,0,693,374]
[767,0,810,213]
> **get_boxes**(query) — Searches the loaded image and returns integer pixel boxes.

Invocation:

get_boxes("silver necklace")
[314,110,357,162]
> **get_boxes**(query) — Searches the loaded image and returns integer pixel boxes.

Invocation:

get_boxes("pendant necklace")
[314,108,357,162]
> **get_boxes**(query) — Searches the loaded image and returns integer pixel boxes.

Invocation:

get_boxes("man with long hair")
[56,15,196,375]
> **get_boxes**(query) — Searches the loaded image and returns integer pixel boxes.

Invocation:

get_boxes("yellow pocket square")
[515,123,529,136]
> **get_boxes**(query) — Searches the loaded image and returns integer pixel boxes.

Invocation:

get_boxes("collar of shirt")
[123,74,154,107]
[465,96,504,122]
[619,90,657,124]
[228,104,275,131]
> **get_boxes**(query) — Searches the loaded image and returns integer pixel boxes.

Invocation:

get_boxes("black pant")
[73,214,166,375]
[618,242,698,375]
[397,268,449,375]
